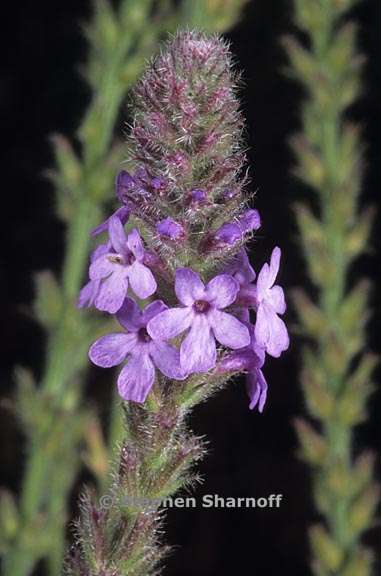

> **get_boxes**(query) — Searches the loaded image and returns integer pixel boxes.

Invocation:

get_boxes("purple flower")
[254,247,289,357]
[223,188,238,200]
[214,222,241,245]
[116,168,167,203]
[78,243,110,308]
[246,361,268,412]
[156,217,185,240]
[89,216,157,313]
[212,209,261,248]
[189,189,207,204]
[147,268,250,374]
[239,209,261,233]
[89,299,185,403]
[91,206,130,237]
[227,248,256,287]
[116,170,138,203]
[218,325,268,412]
[191,189,206,201]
[151,176,167,192]
[225,249,256,321]
[245,339,267,412]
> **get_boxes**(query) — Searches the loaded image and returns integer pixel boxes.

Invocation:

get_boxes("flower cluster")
[79,201,288,410]
[78,31,289,411]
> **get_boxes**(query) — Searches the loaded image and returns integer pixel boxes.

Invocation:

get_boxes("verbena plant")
[0,2,249,575]
[66,29,289,574]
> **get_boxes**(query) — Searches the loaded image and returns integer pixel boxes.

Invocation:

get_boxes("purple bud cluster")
[78,32,289,412]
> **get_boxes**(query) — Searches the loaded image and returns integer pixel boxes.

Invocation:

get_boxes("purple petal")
[117,353,155,403]
[250,336,266,368]
[205,274,239,309]
[175,268,205,306]
[151,176,167,190]
[255,302,289,358]
[127,261,157,299]
[77,279,100,308]
[246,369,268,412]
[90,242,111,262]
[89,333,137,367]
[156,217,184,240]
[89,254,115,280]
[223,188,238,200]
[229,249,256,285]
[116,298,142,332]
[149,341,186,380]
[190,189,206,203]
[127,228,144,261]
[257,247,281,296]
[116,170,135,202]
[239,209,261,232]
[267,285,286,314]
[142,300,168,324]
[214,222,241,245]
[108,215,128,256]
[236,307,251,323]
[217,350,258,373]
[209,310,250,349]
[94,270,128,313]
[268,247,281,285]
[147,307,192,340]
[91,207,129,237]
[180,315,216,373]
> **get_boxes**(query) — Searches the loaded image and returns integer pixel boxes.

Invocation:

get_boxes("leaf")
[346,206,375,261]
[310,524,344,572]
[290,134,325,188]
[294,203,334,288]
[294,418,327,465]
[336,354,377,425]
[293,289,326,337]
[347,485,380,537]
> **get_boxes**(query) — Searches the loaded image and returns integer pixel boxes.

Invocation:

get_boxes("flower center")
[193,300,211,314]
[107,252,135,266]
[108,254,125,265]
[125,252,135,265]
[138,327,151,343]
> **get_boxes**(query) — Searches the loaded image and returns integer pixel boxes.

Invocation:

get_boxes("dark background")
[1,1,380,574]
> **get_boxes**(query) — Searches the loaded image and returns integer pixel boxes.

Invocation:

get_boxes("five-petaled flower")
[86,216,157,314]
[147,268,250,374]
[89,298,186,403]
[254,247,289,358]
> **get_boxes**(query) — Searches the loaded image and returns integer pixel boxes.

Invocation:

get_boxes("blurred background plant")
[285,0,379,574]
[0,1,248,575]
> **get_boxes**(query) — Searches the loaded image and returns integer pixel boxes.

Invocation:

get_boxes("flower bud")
[156,217,185,240]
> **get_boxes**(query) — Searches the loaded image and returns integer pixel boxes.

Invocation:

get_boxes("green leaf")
[290,134,325,188]
[294,418,327,465]
[310,524,344,572]
[338,281,370,356]
[293,289,326,337]
[347,485,379,537]
[341,546,374,576]
[294,203,333,288]
[336,354,376,425]
[346,206,375,262]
